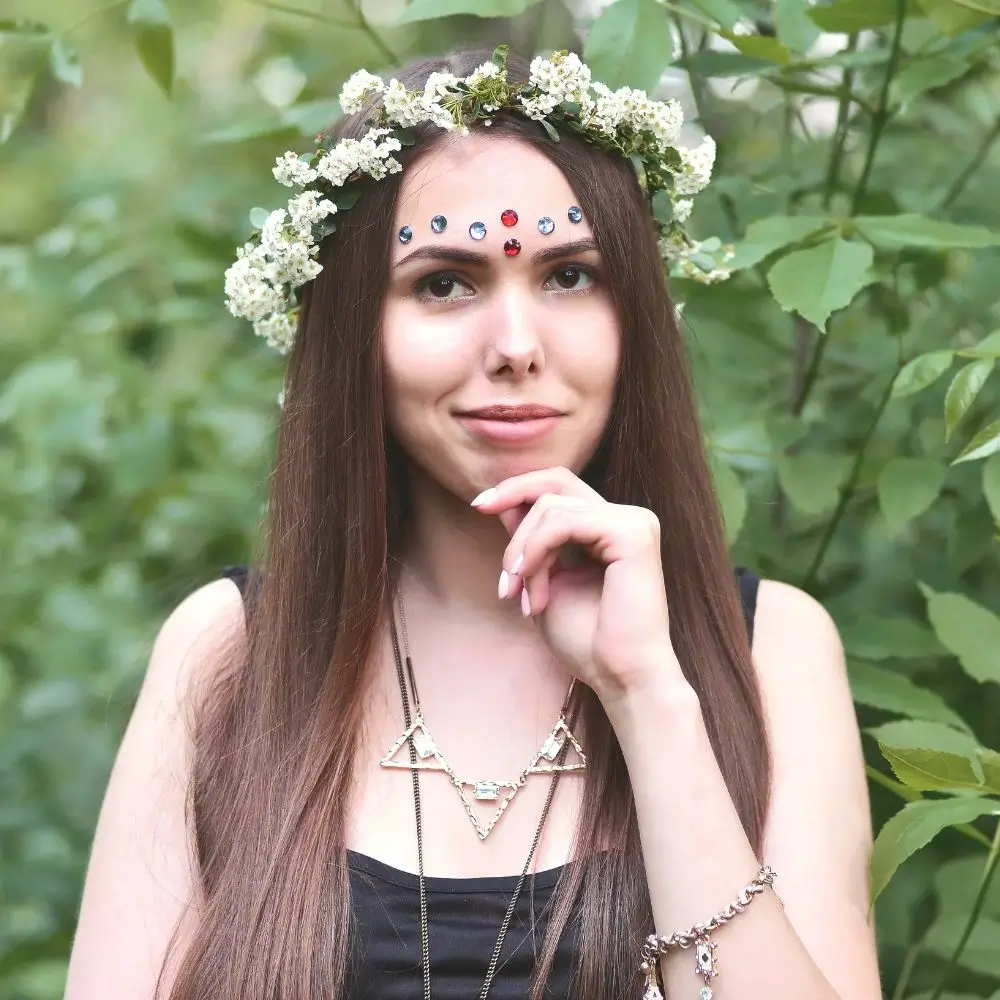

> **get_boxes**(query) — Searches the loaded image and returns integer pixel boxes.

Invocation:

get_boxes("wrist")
[598,651,702,731]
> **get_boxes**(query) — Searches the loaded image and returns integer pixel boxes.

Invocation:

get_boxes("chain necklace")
[388,596,576,1000]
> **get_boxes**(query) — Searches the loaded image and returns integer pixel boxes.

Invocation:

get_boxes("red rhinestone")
[501,209,518,227]
[503,238,521,257]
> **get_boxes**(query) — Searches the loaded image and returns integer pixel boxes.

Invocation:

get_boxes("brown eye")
[428,275,456,297]
[552,266,591,290]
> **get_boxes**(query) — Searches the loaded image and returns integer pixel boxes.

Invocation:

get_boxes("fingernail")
[521,589,531,617]
[471,488,497,507]
[511,552,523,575]
[498,570,509,599]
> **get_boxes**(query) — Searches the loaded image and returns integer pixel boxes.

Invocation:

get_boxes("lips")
[457,404,563,421]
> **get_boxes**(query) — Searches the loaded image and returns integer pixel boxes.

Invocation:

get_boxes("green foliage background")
[2,0,1000,997]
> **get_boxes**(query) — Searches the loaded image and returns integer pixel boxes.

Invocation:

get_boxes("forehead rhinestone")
[537,216,555,235]
[567,205,583,224]
[501,209,518,227]
[503,238,521,257]
[398,225,413,244]
[469,221,487,240]
[430,214,448,233]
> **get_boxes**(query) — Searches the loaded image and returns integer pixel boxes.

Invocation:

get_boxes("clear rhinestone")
[541,734,564,760]
[699,989,713,1000]
[398,225,413,244]
[430,214,447,233]
[413,731,436,759]
[642,984,663,1000]
[469,221,487,240]
[567,205,583,224]
[473,781,499,800]
[537,216,555,235]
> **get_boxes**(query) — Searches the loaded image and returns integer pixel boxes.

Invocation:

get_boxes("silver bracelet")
[638,865,777,1000]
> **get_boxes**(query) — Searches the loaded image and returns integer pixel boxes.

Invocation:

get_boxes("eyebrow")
[393,237,601,270]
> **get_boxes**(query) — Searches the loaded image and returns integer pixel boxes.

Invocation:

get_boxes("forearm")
[606,670,841,1000]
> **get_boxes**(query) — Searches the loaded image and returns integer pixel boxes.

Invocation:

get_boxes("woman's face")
[382,134,621,500]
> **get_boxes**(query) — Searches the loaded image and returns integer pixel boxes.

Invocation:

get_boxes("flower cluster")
[224,45,730,355]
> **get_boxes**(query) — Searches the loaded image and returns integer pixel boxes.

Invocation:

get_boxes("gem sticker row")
[398,205,584,252]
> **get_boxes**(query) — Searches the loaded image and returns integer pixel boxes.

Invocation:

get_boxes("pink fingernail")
[471,488,496,507]
[511,552,523,575]
[498,570,509,599]
[521,589,531,617]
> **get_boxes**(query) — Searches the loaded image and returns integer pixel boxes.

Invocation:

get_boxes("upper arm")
[65,577,245,1000]
[753,579,882,1000]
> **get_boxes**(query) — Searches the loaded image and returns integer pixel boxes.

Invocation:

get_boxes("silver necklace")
[388,596,574,1000]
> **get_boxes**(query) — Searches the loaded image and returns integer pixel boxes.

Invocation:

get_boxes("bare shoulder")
[65,576,246,1000]
[747,577,882,1000]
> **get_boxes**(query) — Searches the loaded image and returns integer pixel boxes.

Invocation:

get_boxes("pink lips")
[456,404,564,444]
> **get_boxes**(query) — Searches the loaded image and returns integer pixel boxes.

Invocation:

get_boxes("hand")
[472,466,683,702]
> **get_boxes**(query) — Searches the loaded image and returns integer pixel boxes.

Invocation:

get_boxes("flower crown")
[224,45,731,355]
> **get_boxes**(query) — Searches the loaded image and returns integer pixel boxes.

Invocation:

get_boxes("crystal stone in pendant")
[413,731,436,759]
[541,734,564,760]
[398,225,413,244]
[473,781,500,800]
[567,205,583,224]
[695,942,714,975]
[430,214,448,233]
[641,983,664,1000]
[469,221,487,240]
[537,216,555,235]
[501,208,518,227]
[503,238,521,257]
[700,988,713,1000]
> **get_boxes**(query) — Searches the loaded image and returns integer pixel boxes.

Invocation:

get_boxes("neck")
[397,466,529,622]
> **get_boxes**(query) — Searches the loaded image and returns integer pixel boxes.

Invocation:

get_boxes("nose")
[484,284,545,381]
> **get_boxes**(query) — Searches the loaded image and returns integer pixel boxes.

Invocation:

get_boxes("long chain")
[389,596,568,1000]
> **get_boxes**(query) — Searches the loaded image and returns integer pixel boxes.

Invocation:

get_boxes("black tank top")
[218,564,760,999]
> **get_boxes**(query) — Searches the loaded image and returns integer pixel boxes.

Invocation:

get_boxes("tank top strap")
[734,566,760,647]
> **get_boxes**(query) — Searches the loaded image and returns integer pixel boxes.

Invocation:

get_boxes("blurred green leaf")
[721,32,792,64]
[48,38,82,88]
[953,419,1000,465]
[687,0,743,28]
[957,329,1000,359]
[983,454,1000,523]
[915,0,993,31]
[808,0,906,30]
[767,238,874,330]
[848,660,971,731]
[871,798,999,903]
[892,53,970,108]
[924,913,1000,978]
[126,0,174,96]
[583,0,675,91]
[775,0,821,52]
[776,452,851,514]
[728,215,831,269]
[944,359,993,441]
[923,589,1000,685]
[708,454,747,545]
[854,214,1000,249]
[841,617,945,660]
[393,0,544,21]
[891,350,955,399]
[878,457,946,534]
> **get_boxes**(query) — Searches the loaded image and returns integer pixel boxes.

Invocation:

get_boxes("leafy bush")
[2,1,999,997]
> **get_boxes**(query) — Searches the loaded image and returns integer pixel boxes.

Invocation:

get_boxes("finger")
[500,495,589,602]
[521,549,560,616]
[471,466,604,515]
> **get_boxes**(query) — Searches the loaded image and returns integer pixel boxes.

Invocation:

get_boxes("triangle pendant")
[526,715,587,774]
[379,716,448,772]
[453,778,522,841]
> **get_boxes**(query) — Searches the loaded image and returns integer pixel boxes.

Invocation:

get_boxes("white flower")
[273,151,318,188]
[673,198,693,223]
[464,60,503,88]
[519,92,560,121]
[339,68,385,116]
[423,71,461,102]
[288,190,336,239]
[528,51,591,106]
[673,135,716,197]
[383,79,433,127]
[224,252,287,321]
[253,311,298,353]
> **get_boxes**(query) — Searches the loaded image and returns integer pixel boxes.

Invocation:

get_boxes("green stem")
[246,0,358,26]
[803,373,895,589]
[936,114,1000,211]
[673,18,711,129]
[865,766,992,849]
[345,0,398,67]
[658,0,719,32]
[891,941,921,1000]
[821,33,859,212]
[850,0,907,215]
[924,817,1000,1000]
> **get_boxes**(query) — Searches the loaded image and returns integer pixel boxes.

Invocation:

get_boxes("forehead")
[392,135,590,254]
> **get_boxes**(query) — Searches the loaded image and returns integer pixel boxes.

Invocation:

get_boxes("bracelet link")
[637,865,777,1000]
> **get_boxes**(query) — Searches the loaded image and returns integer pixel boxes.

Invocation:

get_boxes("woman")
[66,46,881,1000]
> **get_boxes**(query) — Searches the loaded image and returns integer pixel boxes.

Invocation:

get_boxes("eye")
[547,265,595,292]
[414,271,474,301]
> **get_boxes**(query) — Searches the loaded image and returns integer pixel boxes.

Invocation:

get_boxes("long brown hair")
[166,47,771,1000]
